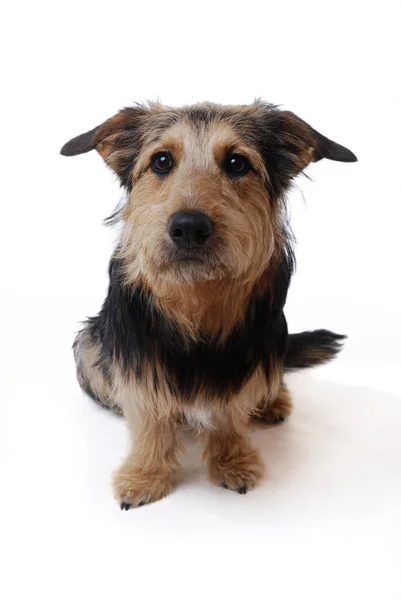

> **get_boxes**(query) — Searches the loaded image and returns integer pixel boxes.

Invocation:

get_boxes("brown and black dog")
[61,100,356,509]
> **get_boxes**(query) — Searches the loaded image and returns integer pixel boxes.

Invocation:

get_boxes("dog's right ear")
[60,108,149,186]
[60,111,135,160]
[60,125,100,157]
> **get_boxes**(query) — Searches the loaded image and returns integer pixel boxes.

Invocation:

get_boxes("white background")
[2,1,401,598]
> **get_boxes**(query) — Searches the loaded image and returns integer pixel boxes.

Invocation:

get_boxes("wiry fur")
[62,100,355,508]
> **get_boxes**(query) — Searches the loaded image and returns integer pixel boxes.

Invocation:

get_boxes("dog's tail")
[284,329,346,372]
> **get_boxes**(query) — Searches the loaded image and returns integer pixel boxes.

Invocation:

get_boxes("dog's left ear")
[280,110,357,167]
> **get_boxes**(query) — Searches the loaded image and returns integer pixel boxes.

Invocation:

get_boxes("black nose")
[168,211,213,249]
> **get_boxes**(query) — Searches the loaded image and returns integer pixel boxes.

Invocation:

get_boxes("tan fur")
[113,413,181,507]
[77,335,283,506]
[153,278,256,342]
[302,347,338,364]
[111,365,275,504]
[205,434,264,491]
[253,382,294,423]
[116,118,278,340]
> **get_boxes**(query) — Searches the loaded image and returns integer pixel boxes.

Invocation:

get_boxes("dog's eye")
[151,151,174,175]
[224,153,250,177]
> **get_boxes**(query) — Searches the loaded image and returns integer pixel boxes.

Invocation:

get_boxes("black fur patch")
[86,254,293,403]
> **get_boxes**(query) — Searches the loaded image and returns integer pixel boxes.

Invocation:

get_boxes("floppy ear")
[60,111,134,160]
[280,110,357,166]
[60,125,100,157]
[60,108,147,186]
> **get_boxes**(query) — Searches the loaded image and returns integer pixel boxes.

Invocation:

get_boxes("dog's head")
[62,101,356,294]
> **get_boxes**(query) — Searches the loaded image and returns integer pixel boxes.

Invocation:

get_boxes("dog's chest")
[100,270,288,401]
[156,335,265,401]
[179,366,269,429]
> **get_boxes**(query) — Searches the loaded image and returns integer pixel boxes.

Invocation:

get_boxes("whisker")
[242,231,265,248]
[239,247,258,270]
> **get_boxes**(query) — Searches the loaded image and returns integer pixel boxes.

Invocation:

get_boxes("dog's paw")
[221,482,249,494]
[255,385,293,424]
[209,448,264,493]
[113,467,173,510]
[258,404,291,423]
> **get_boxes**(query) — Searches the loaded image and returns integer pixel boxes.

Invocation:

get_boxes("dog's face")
[62,102,356,293]
[120,114,278,288]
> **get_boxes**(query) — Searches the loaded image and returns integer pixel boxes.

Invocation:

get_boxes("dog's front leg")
[204,412,264,494]
[113,410,180,510]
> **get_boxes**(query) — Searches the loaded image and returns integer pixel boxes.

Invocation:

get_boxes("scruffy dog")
[61,101,356,509]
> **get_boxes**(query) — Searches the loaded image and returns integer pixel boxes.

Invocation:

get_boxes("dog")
[61,100,356,509]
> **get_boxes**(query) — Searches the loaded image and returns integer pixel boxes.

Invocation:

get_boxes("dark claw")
[276,416,286,422]
[237,486,247,495]
[138,500,145,507]
[120,502,132,511]
[221,482,229,489]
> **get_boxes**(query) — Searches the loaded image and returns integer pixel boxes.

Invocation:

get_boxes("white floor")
[2,293,401,599]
